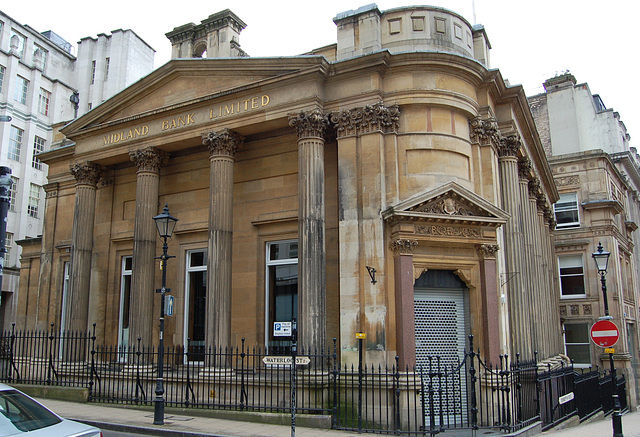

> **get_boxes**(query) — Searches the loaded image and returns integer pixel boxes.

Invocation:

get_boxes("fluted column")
[498,134,530,354]
[202,129,243,349]
[289,109,329,350]
[128,147,168,347]
[526,178,541,353]
[66,162,103,335]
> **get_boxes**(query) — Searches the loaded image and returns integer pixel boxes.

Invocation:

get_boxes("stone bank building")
[17,5,563,367]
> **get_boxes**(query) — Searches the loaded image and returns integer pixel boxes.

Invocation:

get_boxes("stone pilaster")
[202,128,243,348]
[66,162,103,336]
[476,244,500,362]
[391,239,418,369]
[128,147,168,347]
[289,109,329,350]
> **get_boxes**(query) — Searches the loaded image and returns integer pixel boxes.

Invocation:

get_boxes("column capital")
[330,101,400,138]
[70,162,103,186]
[202,128,244,157]
[469,116,500,146]
[476,243,499,258]
[129,147,169,173]
[289,108,330,139]
[390,238,418,255]
[518,156,532,181]
[528,177,541,198]
[498,133,521,158]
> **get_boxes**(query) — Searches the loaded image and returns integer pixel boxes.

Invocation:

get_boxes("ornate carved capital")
[498,134,521,158]
[528,178,540,198]
[289,109,330,139]
[202,128,244,157]
[469,116,500,146]
[129,147,169,173]
[476,244,499,258]
[70,162,103,186]
[518,156,532,180]
[330,102,400,138]
[389,238,418,254]
[536,193,547,212]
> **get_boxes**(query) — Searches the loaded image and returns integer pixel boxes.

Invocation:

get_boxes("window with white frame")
[554,192,580,228]
[10,30,25,58]
[185,250,207,362]
[0,65,5,92]
[8,126,23,161]
[118,256,132,354]
[563,323,591,367]
[27,183,40,218]
[32,136,45,170]
[38,88,50,115]
[5,232,13,265]
[266,240,298,354]
[104,57,110,81]
[14,76,28,104]
[91,60,96,84]
[33,45,47,71]
[558,254,585,297]
[9,177,18,212]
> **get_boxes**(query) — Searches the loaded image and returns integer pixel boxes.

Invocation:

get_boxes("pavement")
[33,397,640,437]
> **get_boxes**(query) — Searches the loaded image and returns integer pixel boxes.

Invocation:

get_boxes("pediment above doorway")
[382,181,509,228]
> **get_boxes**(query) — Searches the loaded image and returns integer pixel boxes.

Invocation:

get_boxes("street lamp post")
[592,242,624,437]
[152,204,178,426]
[0,167,13,302]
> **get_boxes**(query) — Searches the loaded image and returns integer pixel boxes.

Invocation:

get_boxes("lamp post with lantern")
[152,204,178,425]
[592,242,623,437]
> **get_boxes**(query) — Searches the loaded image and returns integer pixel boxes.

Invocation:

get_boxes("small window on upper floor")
[10,30,26,58]
[558,254,585,298]
[554,192,580,228]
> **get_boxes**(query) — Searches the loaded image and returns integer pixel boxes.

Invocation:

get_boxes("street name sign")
[262,356,311,366]
[590,320,619,347]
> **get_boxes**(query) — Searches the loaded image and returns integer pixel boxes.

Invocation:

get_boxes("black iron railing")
[0,325,626,435]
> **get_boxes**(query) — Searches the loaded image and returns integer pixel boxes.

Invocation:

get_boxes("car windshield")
[0,389,61,433]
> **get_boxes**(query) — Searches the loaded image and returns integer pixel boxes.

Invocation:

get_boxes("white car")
[0,383,102,436]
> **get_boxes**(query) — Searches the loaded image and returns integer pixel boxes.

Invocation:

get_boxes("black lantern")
[153,204,178,239]
[592,241,610,274]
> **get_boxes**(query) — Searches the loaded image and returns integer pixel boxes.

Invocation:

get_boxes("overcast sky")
[5,1,639,143]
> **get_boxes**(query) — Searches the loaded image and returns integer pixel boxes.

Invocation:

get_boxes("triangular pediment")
[62,56,329,137]
[382,182,509,227]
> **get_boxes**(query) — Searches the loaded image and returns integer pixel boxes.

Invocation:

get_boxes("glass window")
[14,76,28,104]
[266,240,298,354]
[185,250,207,362]
[91,60,96,84]
[8,126,23,161]
[118,256,132,355]
[32,136,45,170]
[9,177,18,212]
[27,183,40,218]
[564,323,591,367]
[10,30,26,58]
[5,232,13,265]
[33,45,47,71]
[559,254,585,297]
[104,57,110,81]
[0,65,5,92]
[0,389,62,432]
[38,88,50,115]
[554,192,580,228]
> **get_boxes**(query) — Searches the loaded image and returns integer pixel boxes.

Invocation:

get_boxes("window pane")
[565,324,589,343]
[269,241,298,260]
[560,274,585,295]
[565,344,591,365]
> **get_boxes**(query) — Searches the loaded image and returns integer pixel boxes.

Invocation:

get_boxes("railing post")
[331,338,338,429]
[89,323,97,400]
[46,323,54,385]
[468,335,478,431]
[394,355,401,436]
[240,337,247,410]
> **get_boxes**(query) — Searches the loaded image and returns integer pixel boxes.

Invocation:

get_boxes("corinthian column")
[128,147,168,347]
[202,128,243,349]
[289,109,329,350]
[66,162,103,336]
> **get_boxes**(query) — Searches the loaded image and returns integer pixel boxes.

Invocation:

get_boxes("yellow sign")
[605,347,615,354]
[356,332,366,339]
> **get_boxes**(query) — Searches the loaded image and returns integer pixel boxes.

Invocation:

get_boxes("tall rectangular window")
[27,183,40,218]
[185,250,207,362]
[266,240,298,354]
[91,60,96,84]
[14,76,28,104]
[554,192,580,228]
[104,57,110,81]
[9,177,18,212]
[38,88,50,115]
[118,256,132,357]
[10,30,26,58]
[32,136,45,170]
[564,323,591,367]
[5,232,13,265]
[559,254,585,298]
[8,126,23,161]
[0,65,5,92]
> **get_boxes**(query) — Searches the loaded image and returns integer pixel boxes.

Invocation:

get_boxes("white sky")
[5,0,640,143]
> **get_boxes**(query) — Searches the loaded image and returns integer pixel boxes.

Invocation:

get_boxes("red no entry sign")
[590,320,619,347]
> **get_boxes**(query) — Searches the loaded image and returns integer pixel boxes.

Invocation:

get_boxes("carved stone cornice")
[289,109,330,139]
[330,102,400,138]
[469,116,500,146]
[476,244,499,258]
[69,162,103,186]
[498,133,521,158]
[202,128,244,157]
[528,178,541,198]
[518,156,532,180]
[129,147,169,173]
[390,238,418,255]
